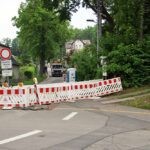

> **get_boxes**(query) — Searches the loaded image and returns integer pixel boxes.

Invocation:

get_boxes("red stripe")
[23,89,25,94]
[104,81,107,85]
[0,90,4,95]
[15,89,19,95]
[109,80,112,84]
[46,88,49,93]
[0,104,4,107]
[114,79,117,83]
[7,90,11,95]
[40,88,43,93]
[63,86,66,91]
[75,85,78,90]
[51,88,55,92]
[85,85,87,89]
[8,104,12,107]
[51,101,54,103]
[15,104,20,107]
[29,89,31,94]
[80,85,83,89]
[89,84,92,88]
[41,102,44,104]
[46,101,49,104]
[99,82,102,86]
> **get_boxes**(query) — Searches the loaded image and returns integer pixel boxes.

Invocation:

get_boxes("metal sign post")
[0,48,12,86]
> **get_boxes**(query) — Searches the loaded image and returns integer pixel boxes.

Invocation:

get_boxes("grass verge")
[118,90,150,99]
[121,95,150,110]
[113,84,150,96]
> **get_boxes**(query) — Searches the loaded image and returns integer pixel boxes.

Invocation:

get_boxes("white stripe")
[0,130,42,145]
[62,112,78,121]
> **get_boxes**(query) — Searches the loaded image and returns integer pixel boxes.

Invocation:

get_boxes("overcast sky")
[0,0,96,41]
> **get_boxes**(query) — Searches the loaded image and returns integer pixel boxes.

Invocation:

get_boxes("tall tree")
[1,38,11,47]
[13,0,71,76]
[11,38,20,56]
[43,0,114,27]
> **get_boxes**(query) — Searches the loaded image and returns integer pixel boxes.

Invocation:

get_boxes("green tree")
[13,0,71,76]
[11,38,21,56]
[70,45,98,81]
[1,38,11,47]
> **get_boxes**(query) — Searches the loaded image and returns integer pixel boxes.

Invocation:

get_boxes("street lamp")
[87,1,107,79]
[86,0,102,68]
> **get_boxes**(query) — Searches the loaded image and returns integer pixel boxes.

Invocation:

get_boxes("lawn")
[121,95,150,110]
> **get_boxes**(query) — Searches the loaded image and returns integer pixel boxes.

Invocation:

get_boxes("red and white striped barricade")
[0,87,28,108]
[0,77,123,109]
[63,77,122,100]
[36,77,122,104]
[37,82,71,104]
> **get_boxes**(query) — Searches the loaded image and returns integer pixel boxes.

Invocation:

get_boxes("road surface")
[0,77,150,150]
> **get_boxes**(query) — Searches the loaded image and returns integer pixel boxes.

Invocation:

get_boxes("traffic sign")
[0,48,11,60]
[1,60,12,69]
[2,70,12,76]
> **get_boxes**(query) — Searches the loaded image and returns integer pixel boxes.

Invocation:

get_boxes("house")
[65,39,91,55]
[0,43,20,80]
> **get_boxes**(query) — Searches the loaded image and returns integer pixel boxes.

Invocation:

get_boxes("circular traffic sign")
[0,48,11,60]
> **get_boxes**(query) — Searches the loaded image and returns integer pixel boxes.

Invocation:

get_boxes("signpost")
[2,70,12,77]
[0,48,12,86]
[0,48,11,60]
[1,60,12,69]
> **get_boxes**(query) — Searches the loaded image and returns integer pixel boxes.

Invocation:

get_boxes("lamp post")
[87,0,102,68]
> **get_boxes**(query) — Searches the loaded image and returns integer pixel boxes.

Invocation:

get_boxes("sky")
[0,0,96,41]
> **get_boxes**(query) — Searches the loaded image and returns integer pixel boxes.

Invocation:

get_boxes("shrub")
[24,71,33,79]
[20,65,35,79]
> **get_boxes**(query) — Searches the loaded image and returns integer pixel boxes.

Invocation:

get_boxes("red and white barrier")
[0,77,122,109]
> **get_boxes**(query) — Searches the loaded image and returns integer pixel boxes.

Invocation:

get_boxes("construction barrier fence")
[0,77,122,109]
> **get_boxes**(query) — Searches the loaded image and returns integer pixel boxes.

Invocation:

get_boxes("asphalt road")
[1,77,150,150]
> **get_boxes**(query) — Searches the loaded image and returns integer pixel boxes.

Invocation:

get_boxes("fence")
[0,77,122,109]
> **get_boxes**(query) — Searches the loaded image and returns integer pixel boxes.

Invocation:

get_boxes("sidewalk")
[100,89,150,104]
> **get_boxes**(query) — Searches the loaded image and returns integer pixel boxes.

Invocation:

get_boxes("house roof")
[65,39,91,49]
[11,55,20,66]
[0,43,10,49]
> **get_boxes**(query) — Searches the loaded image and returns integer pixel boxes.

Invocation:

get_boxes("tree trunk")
[139,2,144,40]
[39,53,46,76]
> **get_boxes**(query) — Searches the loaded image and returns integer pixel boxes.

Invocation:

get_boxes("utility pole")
[97,0,102,67]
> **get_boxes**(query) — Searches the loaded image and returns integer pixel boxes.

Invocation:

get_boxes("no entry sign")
[0,48,11,60]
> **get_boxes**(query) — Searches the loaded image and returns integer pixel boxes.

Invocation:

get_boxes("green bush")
[20,65,36,79]
[24,71,33,79]
[106,40,150,88]
[70,45,98,81]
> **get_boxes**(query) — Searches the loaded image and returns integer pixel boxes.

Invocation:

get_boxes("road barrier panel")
[0,77,122,109]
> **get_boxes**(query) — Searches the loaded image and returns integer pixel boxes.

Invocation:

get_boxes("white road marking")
[62,112,78,121]
[0,130,42,145]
